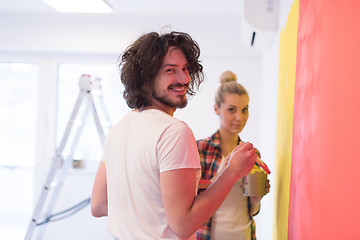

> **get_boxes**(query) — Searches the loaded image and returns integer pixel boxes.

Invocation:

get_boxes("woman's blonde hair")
[215,71,248,107]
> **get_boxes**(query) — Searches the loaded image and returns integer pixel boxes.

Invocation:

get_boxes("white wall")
[0,2,295,238]
[254,1,297,240]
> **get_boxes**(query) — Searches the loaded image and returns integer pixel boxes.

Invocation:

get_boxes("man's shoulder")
[130,109,189,132]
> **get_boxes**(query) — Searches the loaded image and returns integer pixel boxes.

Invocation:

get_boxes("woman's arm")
[91,161,108,217]
[249,196,262,216]
[249,178,271,216]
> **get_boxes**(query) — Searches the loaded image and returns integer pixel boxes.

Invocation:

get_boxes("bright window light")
[43,0,113,13]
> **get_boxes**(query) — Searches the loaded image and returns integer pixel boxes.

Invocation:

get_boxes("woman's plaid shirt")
[196,130,257,240]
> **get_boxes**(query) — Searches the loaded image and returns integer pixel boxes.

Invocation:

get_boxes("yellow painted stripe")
[273,1,299,239]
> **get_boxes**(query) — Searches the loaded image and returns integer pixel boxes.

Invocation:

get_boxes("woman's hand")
[265,179,271,195]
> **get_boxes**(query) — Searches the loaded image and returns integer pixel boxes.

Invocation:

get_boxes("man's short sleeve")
[157,122,201,172]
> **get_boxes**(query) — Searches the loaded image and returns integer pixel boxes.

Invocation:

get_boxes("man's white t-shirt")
[102,109,201,240]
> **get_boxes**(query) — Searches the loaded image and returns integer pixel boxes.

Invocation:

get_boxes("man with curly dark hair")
[91,31,257,240]
[119,31,204,110]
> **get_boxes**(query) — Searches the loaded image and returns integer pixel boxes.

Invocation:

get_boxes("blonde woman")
[196,71,268,240]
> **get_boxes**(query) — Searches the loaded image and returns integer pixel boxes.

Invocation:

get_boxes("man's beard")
[152,89,188,109]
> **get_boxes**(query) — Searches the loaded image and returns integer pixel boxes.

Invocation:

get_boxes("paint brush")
[256,156,271,174]
[240,140,271,174]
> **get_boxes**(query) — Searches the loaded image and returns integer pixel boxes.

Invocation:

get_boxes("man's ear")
[214,104,220,115]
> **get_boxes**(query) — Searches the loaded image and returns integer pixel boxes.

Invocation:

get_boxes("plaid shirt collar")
[210,130,241,147]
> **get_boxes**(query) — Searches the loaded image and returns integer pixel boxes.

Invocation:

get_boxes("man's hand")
[227,142,256,179]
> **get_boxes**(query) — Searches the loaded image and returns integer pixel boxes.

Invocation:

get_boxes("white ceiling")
[0,0,267,58]
[0,0,244,16]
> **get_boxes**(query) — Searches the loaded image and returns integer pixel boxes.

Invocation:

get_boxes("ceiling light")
[43,0,113,13]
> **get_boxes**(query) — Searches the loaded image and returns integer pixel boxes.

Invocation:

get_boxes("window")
[0,59,129,239]
[0,62,38,239]
[0,63,38,166]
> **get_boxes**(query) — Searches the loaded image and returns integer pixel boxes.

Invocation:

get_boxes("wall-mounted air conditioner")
[241,0,279,50]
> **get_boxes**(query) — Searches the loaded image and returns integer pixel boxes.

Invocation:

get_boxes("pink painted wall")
[288,1,360,239]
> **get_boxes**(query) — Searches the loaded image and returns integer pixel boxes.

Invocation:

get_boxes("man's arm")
[160,142,256,239]
[91,161,108,217]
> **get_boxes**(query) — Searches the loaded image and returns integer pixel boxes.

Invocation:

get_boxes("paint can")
[242,167,268,196]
